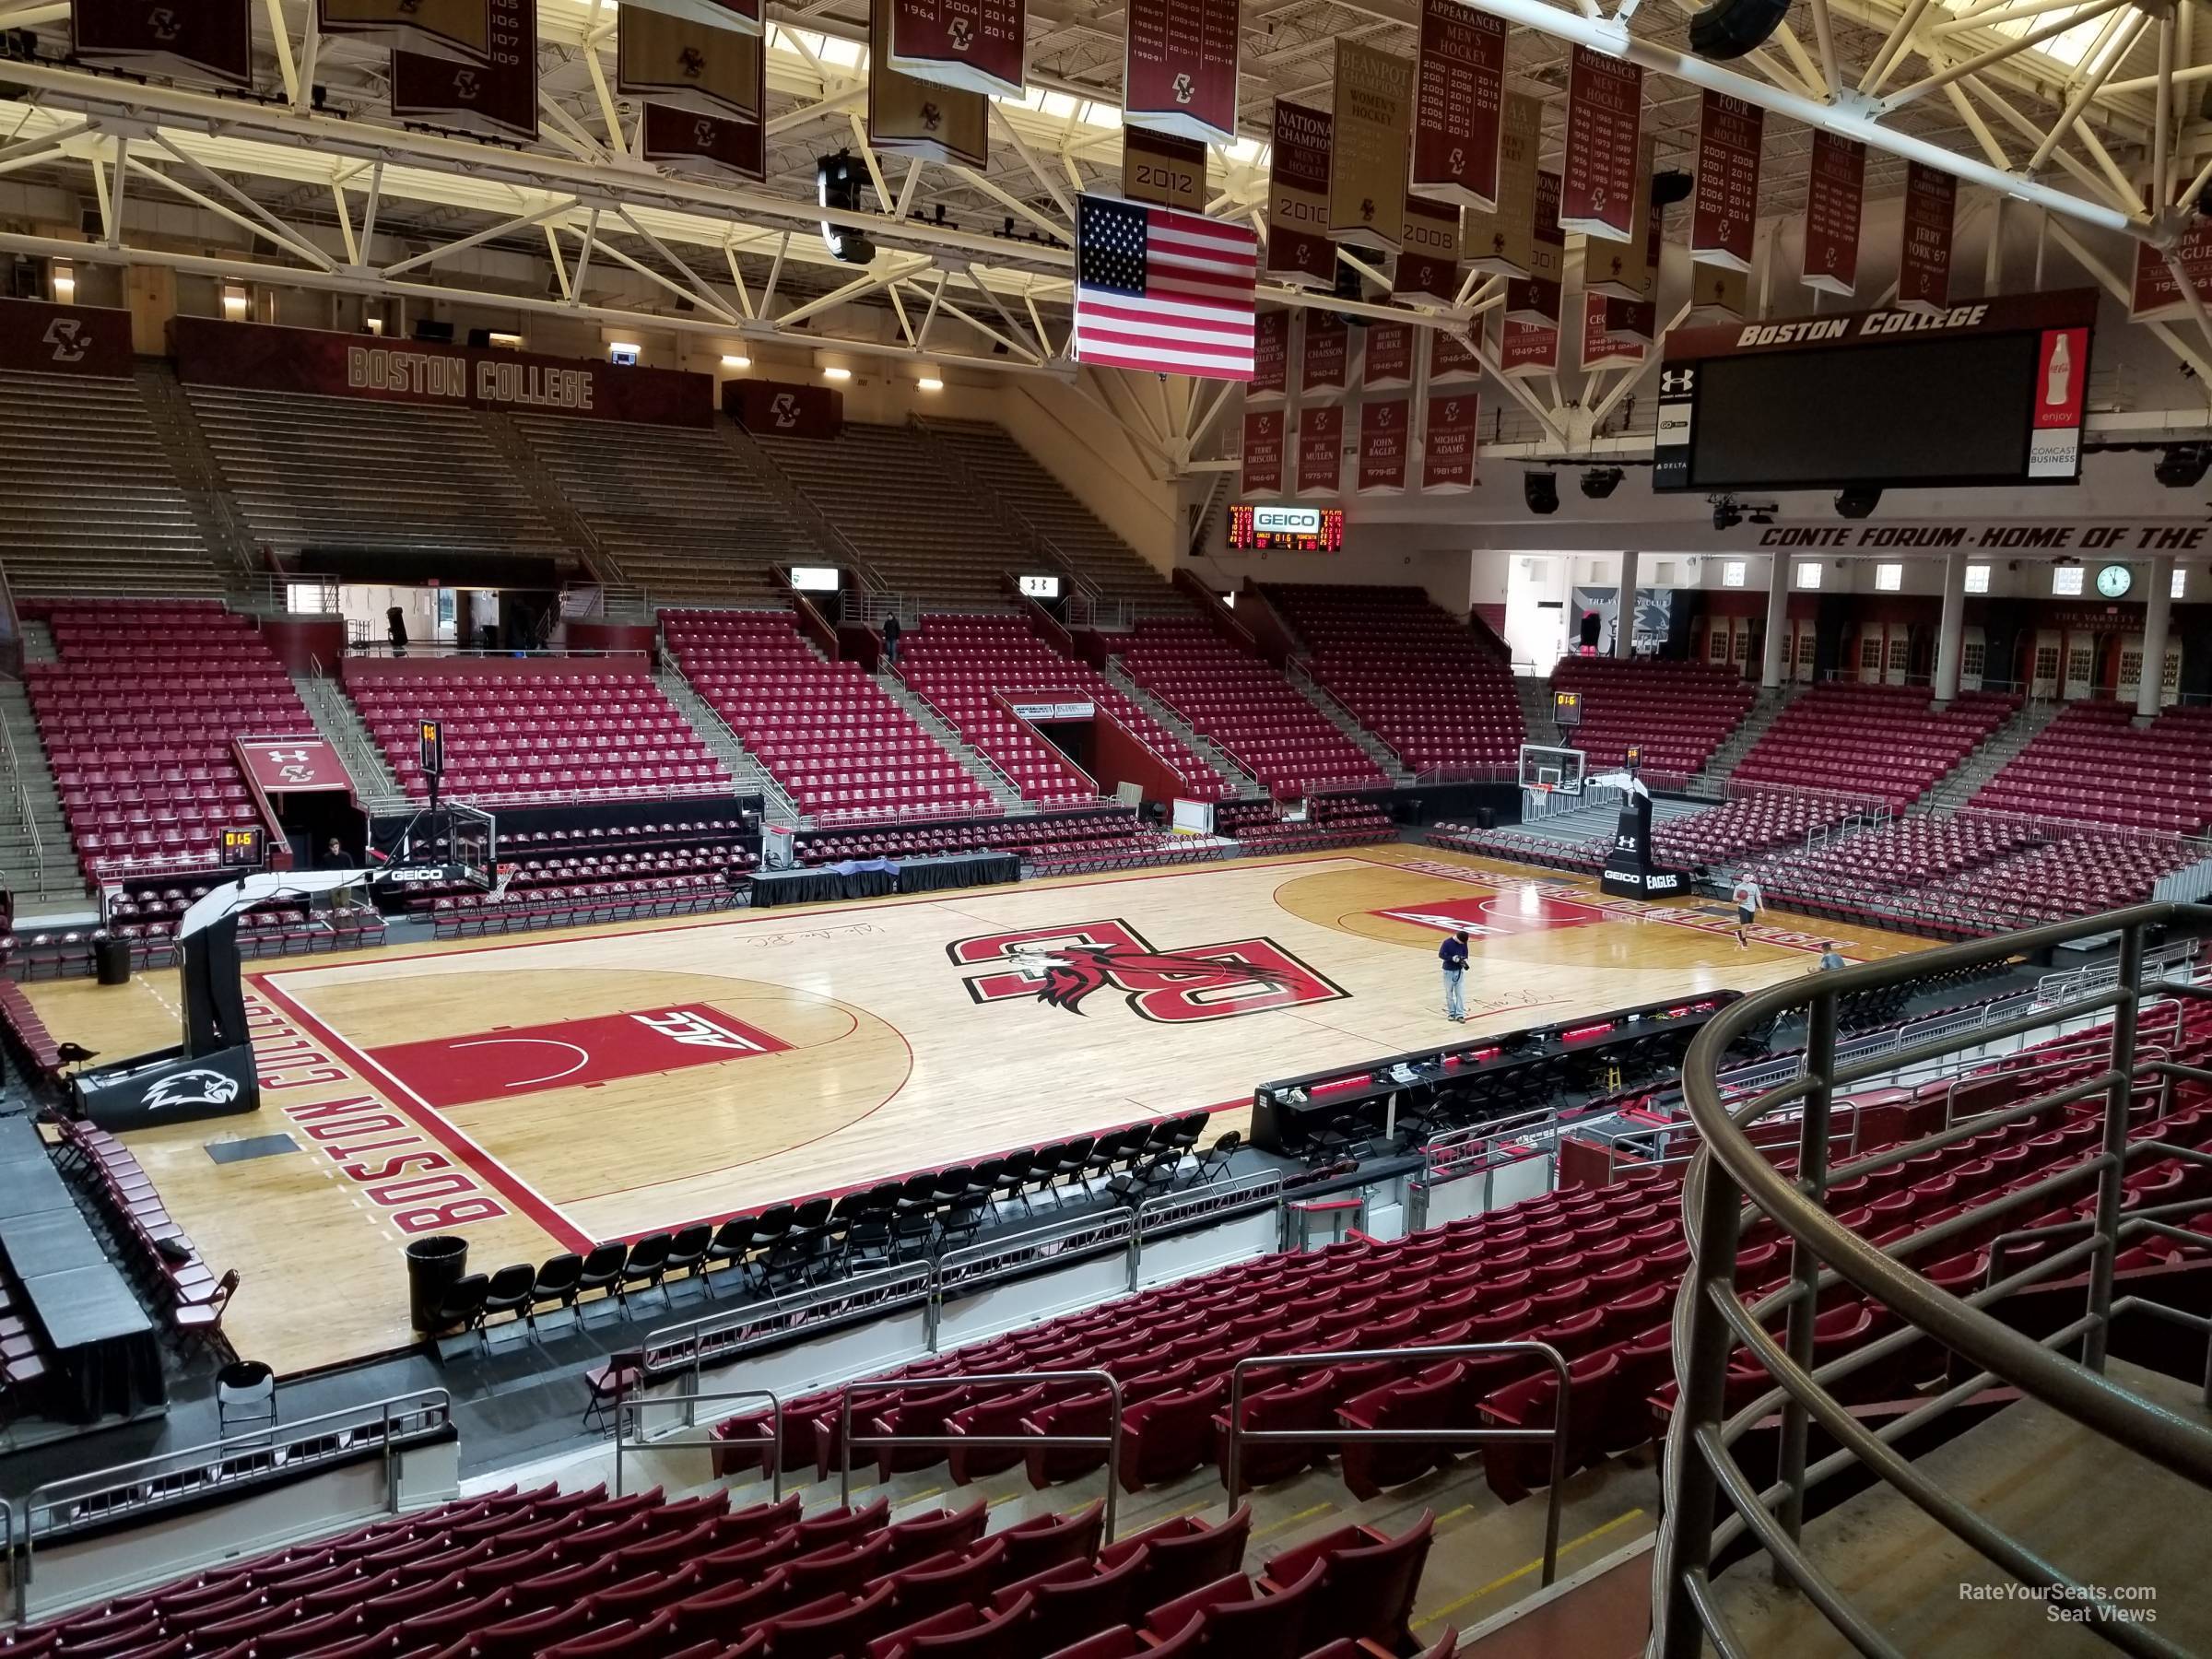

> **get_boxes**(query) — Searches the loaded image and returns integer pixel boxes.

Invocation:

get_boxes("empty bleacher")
[1117,618,1385,795]
[1265,586,1523,774]
[1731,682,2019,812]
[1971,701,2212,835]
[665,610,996,823]
[0,371,220,596]
[185,385,570,561]
[1547,658,1755,780]
[513,416,816,605]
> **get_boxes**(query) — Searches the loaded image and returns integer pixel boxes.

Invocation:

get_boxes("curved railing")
[1653,901,2212,1658]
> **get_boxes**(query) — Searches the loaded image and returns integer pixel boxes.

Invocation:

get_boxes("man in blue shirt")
[1439,930,1470,1022]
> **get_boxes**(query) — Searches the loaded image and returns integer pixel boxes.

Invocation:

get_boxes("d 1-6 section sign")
[1124,0,1239,146]
[1559,47,1641,242]
[1411,0,1506,211]
[888,0,1025,100]
[73,0,253,85]
[393,0,538,142]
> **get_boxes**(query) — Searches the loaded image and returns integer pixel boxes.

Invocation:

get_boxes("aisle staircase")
[872,668,1029,813]
[0,677,83,905]
[1516,676,1557,749]
[131,360,255,588]
[1687,684,1796,796]
[1288,663,1414,785]
[477,411,634,606]
[1925,697,2062,812]
[294,669,402,807]
[1100,660,1266,800]
[653,665,800,827]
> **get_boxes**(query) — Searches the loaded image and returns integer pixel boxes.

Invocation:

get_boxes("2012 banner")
[1123,0,1239,146]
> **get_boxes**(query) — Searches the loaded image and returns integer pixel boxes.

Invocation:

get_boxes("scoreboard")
[1228,504,1346,552]
[1653,289,2096,493]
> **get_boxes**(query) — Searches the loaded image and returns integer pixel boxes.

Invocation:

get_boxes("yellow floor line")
[984,1490,1025,1507]
[1251,1500,1335,1540]
[1436,1504,1476,1524]
[1412,1507,1649,1630]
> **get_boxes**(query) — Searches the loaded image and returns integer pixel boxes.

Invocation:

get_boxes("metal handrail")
[836,1370,1124,1540]
[1654,901,2212,1658]
[615,1387,782,1500]
[1223,1344,1572,1587]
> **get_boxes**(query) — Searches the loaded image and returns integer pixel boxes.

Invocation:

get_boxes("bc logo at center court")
[947,919,1347,1023]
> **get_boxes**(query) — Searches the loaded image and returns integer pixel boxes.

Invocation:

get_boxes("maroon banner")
[1422,392,1479,492]
[1358,397,1409,494]
[1804,130,1865,297]
[1411,0,1505,211]
[1267,101,1336,288]
[0,298,133,378]
[1500,318,1558,379]
[2133,220,2212,321]
[171,318,713,427]
[641,103,765,180]
[888,0,1025,99]
[624,0,761,31]
[1300,312,1349,396]
[1124,0,1238,146]
[1394,194,1462,303]
[1430,324,1482,383]
[1252,311,1290,397]
[1689,90,1759,272]
[1581,290,1649,371]
[319,0,488,63]
[1241,408,1286,496]
[1560,47,1641,242]
[1506,169,1564,324]
[73,0,253,85]
[724,378,845,439]
[237,736,351,794]
[1364,321,1413,388]
[393,0,537,142]
[1297,404,1345,497]
[1898,160,1957,316]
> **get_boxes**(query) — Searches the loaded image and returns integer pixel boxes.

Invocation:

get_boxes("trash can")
[95,935,131,985]
[1476,806,1497,830]
[404,1234,469,1333]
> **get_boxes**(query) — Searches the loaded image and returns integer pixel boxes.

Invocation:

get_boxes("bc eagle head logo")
[143,1068,242,1114]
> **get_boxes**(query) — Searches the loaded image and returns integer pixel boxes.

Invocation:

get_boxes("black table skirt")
[42,1329,166,1424]
[894,853,1021,894]
[752,853,1021,908]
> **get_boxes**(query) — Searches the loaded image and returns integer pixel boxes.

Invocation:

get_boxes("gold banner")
[1587,136,1656,301]
[618,6,763,121]
[867,0,985,166]
[1122,126,1208,212]
[1326,40,1414,253]
[1465,92,1539,276]
[318,0,489,61]
[1688,260,1749,320]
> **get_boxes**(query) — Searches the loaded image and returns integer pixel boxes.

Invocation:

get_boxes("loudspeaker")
[1689,0,1792,59]
[413,319,455,344]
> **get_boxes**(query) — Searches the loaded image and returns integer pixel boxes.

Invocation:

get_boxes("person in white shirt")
[1732,876,1763,948]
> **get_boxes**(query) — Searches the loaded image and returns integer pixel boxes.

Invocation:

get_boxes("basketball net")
[488,864,518,902]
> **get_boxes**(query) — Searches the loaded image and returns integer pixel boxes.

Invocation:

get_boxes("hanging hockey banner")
[1410,0,1506,211]
[73,0,253,85]
[1267,101,1336,288]
[1465,93,1541,277]
[1122,125,1208,212]
[1582,290,1650,370]
[1898,160,1958,316]
[1327,40,1415,253]
[1559,46,1641,242]
[1500,317,1559,378]
[888,0,1026,100]
[1394,194,1463,303]
[622,0,760,29]
[1689,90,1760,272]
[869,0,987,167]
[640,102,765,179]
[1123,0,1239,145]
[618,6,763,119]
[393,0,538,142]
[1587,135,1656,301]
[1804,129,1865,297]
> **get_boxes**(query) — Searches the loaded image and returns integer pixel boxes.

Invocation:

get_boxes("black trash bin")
[95,935,131,985]
[1476,806,1497,830]
[404,1234,469,1333]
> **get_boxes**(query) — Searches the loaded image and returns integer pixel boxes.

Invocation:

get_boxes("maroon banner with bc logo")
[393,0,538,141]
[641,103,766,180]
[236,736,353,794]
[1689,90,1760,272]
[1123,0,1239,146]
[724,378,846,439]
[1358,397,1408,494]
[1559,46,1641,242]
[1421,393,1479,492]
[1297,404,1344,497]
[171,318,713,427]
[73,0,253,85]
[888,0,1025,99]
[1410,0,1504,210]
[1241,408,1285,496]
[0,298,134,378]
[1251,311,1290,398]
[1804,130,1865,297]
[1300,312,1349,395]
[1898,160,1958,316]
[1363,321,1413,388]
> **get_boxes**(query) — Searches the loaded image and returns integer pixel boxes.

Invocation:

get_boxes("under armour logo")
[947,17,973,50]
[1660,367,1695,394]
[42,318,87,364]
[770,391,801,428]
[453,66,480,99]
[1171,71,1194,104]
[679,44,706,77]
[146,5,180,41]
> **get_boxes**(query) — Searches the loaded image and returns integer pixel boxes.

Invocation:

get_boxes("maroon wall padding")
[0,298,133,378]
[1088,705,1186,805]
[724,378,844,438]
[259,617,348,676]
[566,621,658,660]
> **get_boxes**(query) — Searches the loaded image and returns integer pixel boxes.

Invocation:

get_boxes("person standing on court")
[1818,940,1847,971]
[1440,929,1470,1022]
[1732,874,1764,947]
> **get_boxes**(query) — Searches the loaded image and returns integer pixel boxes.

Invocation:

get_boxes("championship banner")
[1297,403,1345,496]
[2131,220,2212,322]
[1364,320,1414,388]
[1252,311,1291,398]
[1358,397,1409,493]
[618,6,763,119]
[73,0,253,86]
[1499,317,1558,378]
[393,0,538,142]
[621,0,760,32]
[171,318,714,427]
[1411,0,1505,211]
[641,102,765,179]
[1689,90,1760,272]
[1124,0,1238,146]
[724,378,845,437]
[1430,324,1482,383]
[1899,160,1958,316]
[1300,312,1350,394]
[869,0,986,167]
[1241,408,1286,495]
[0,298,134,378]
[1394,195,1463,304]
[318,0,489,63]
[1421,391,1479,492]
[1581,290,1649,371]
[1327,41,1415,254]
[1689,261,1750,321]
[1267,101,1336,288]
[1504,170,1565,324]
[888,0,1026,99]
[1804,129,1865,297]
[1560,46,1641,242]
[1466,93,1541,276]
[1122,126,1208,212]
[1587,136,1655,301]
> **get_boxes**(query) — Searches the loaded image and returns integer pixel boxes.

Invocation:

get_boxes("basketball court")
[26,844,1930,1374]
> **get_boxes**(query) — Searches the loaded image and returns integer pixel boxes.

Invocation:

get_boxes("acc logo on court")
[947,919,1347,1024]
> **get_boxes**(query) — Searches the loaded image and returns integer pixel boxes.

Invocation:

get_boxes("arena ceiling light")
[914,365,945,391]
[2154,444,2211,488]
[1711,495,1743,531]
[817,152,877,266]
[1524,472,1560,516]
[1581,467,1625,500]
[721,353,751,371]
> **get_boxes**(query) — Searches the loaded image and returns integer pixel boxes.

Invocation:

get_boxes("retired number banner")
[1251,312,1290,397]
[1267,101,1336,288]
[318,0,488,62]
[1689,91,1760,272]
[1363,321,1413,389]
[888,0,1026,100]
[1898,160,1957,315]
[1587,136,1655,301]
[1500,318,1558,379]
[393,0,537,142]
[1297,404,1345,497]
[1394,195,1463,304]
[1300,312,1350,395]
[1581,291,1649,371]
[1411,0,1505,211]
[1241,409,1286,495]
[73,0,253,85]
[1122,127,1208,212]
[1804,130,1865,297]
[869,0,987,167]
[1328,41,1414,253]
[2132,222,2212,322]
[1465,92,1541,276]
[1430,324,1482,384]
[1422,392,1479,492]
[1689,262,1750,321]
[1559,46,1641,242]
[1359,398,1409,494]
[1124,0,1239,146]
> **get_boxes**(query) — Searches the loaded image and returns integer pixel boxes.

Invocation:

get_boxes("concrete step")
[291,672,401,799]
[876,671,1028,809]
[1101,660,1265,800]
[1289,665,1412,784]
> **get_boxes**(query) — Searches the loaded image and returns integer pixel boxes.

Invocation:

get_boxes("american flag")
[1071,194,1258,381]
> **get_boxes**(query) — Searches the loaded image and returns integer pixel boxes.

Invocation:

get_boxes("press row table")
[748,852,1021,909]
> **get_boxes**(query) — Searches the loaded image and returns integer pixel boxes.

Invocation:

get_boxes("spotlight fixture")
[721,353,751,371]
[1651,170,1695,209]
[1834,485,1882,520]
[1328,260,1373,327]
[1688,0,1791,60]
[818,152,877,265]
[1710,494,1742,532]
[1524,471,1559,516]
[1581,467,1625,500]
[2155,443,2211,488]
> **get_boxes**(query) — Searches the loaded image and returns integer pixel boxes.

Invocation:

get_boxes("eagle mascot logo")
[1011,945,1295,1015]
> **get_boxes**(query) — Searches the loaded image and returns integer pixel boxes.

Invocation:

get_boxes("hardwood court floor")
[25,845,1932,1374]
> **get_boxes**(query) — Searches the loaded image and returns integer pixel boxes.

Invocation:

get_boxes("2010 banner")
[1267,101,1336,288]
[1122,126,1208,212]
[1297,404,1345,497]
[393,0,538,142]
[1241,408,1286,495]
[869,0,987,167]
[318,0,489,63]
[1300,312,1350,396]
[1422,392,1480,492]
[1689,90,1760,272]
[1898,160,1957,315]
[1505,170,1563,324]
[1123,0,1239,146]
[1410,0,1505,210]
[1327,41,1414,254]
[618,7,762,119]
[888,0,1026,100]
[1560,46,1641,242]
[1358,397,1409,493]
[1251,312,1291,398]
[1804,130,1865,297]
[1465,93,1541,277]
[72,0,253,86]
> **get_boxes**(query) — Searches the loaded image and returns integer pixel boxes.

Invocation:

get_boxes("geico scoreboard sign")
[1256,506,1323,535]
[171,317,712,427]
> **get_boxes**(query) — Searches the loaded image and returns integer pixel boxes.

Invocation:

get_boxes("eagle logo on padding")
[143,1068,241,1114]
